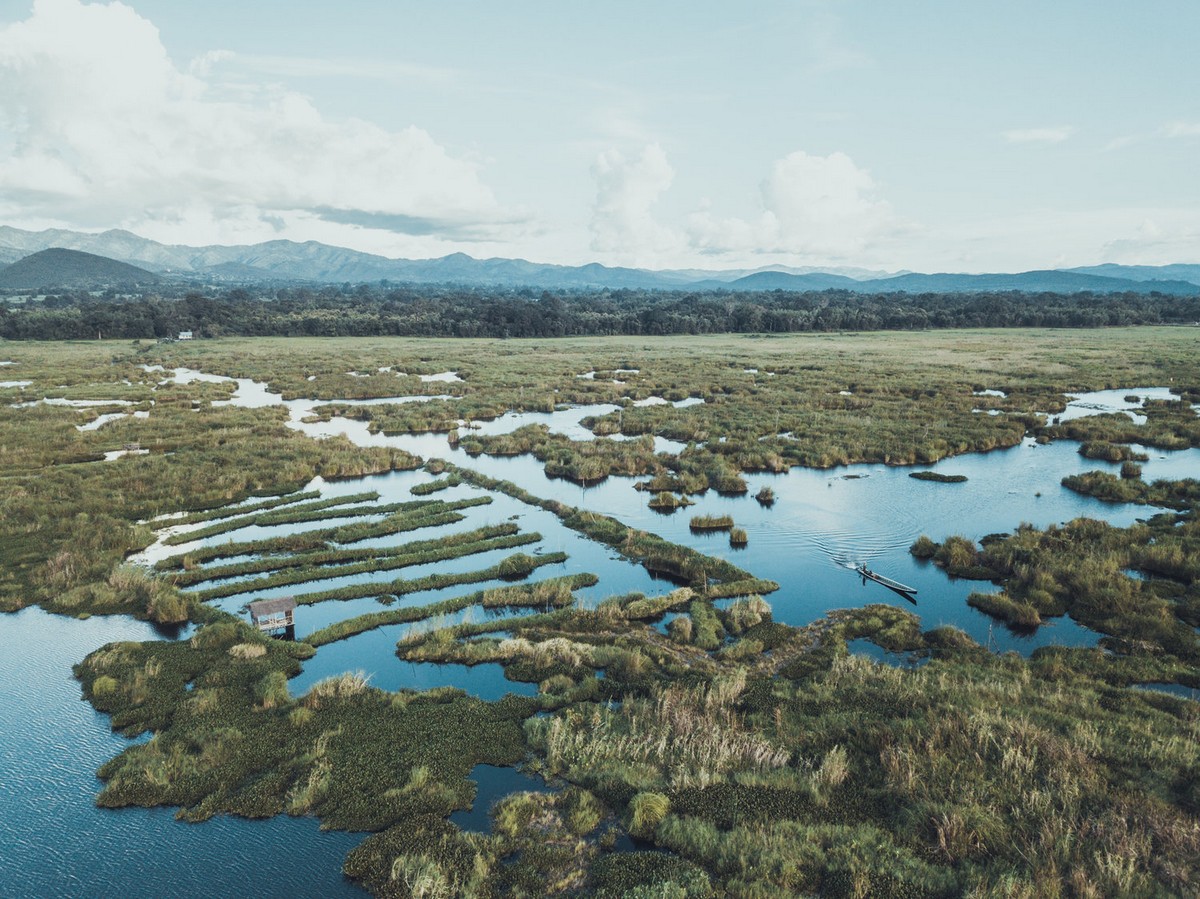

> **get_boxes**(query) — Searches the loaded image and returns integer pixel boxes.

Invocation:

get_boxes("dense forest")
[3,284,1199,339]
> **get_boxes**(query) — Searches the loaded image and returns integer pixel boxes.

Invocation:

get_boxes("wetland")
[2,329,1199,897]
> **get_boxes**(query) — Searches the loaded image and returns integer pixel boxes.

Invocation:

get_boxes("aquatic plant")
[688,514,733,532]
[908,470,967,483]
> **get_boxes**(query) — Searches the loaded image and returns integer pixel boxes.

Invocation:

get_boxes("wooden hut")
[248,596,296,634]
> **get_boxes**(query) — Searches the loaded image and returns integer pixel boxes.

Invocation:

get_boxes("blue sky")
[0,0,1196,271]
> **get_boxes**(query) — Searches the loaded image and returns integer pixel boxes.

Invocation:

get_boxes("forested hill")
[3,285,1200,340]
[0,248,161,289]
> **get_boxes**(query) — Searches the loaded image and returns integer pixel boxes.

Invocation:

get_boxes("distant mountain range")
[0,225,1197,295]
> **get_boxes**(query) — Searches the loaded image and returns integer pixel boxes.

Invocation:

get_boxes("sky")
[0,0,1197,272]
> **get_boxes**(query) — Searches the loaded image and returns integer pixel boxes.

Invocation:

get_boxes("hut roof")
[248,597,297,616]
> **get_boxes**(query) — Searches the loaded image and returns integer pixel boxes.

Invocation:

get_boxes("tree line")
[2,284,1198,340]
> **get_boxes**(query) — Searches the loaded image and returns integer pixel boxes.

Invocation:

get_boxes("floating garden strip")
[324,499,489,543]
[441,463,778,595]
[163,491,383,545]
[153,497,492,570]
[409,474,462,495]
[909,471,968,483]
[172,523,521,587]
[292,551,569,606]
[167,489,323,527]
[303,573,596,647]
[689,514,734,532]
[192,532,544,601]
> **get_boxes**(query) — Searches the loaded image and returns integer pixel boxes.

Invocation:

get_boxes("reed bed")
[303,574,594,647]
[163,492,399,545]
[172,523,521,587]
[688,514,734,532]
[153,497,492,570]
[289,551,569,606]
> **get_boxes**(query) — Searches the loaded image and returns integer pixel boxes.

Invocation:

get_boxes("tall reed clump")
[689,514,734,532]
[108,563,192,623]
[530,669,789,791]
[648,491,692,512]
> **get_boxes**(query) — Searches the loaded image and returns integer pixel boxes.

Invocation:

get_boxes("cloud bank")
[590,145,898,264]
[0,0,511,249]
[589,143,681,262]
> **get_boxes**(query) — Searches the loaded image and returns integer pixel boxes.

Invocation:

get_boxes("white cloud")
[589,143,682,261]
[1100,215,1200,263]
[686,151,897,261]
[1002,126,1074,144]
[0,0,512,249]
[1164,121,1200,138]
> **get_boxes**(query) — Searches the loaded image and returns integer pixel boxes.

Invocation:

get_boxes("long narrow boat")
[856,565,918,595]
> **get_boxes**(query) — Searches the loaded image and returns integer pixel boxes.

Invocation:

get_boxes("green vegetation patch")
[908,470,968,483]
[154,497,492,571]
[75,615,533,832]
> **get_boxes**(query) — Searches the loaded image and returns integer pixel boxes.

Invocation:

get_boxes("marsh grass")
[164,492,401,545]
[530,669,790,791]
[1063,470,1200,509]
[303,574,594,647]
[688,514,733,533]
[410,474,462,495]
[168,489,323,527]
[443,464,778,596]
[190,530,542,601]
[154,497,491,570]
[909,471,968,483]
[647,491,692,512]
[172,523,522,587]
[289,550,569,606]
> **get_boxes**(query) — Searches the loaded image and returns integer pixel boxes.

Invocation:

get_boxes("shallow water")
[315,433,1163,652]
[1131,682,1199,702]
[149,368,1196,660]
[449,764,556,833]
[847,638,929,669]
[1054,387,1198,425]
[293,645,538,700]
[0,608,363,898]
